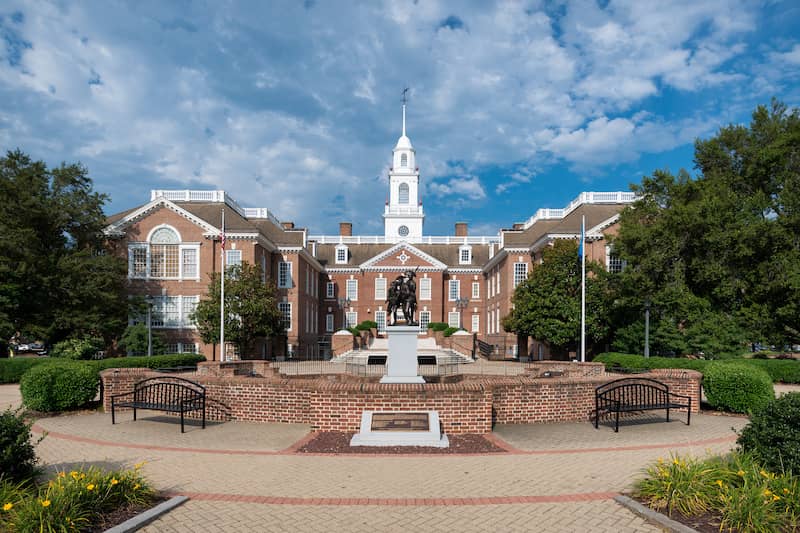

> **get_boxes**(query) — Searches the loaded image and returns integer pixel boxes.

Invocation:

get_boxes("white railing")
[521,191,636,229]
[150,190,283,228]
[308,235,500,245]
[384,206,425,216]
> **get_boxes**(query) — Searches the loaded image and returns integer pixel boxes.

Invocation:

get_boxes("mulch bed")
[88,495,168,532]
[296,431,507,454]
[632,496,725,533]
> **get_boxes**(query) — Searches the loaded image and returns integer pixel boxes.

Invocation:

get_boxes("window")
[471,281,480,299]
[180,343,197,354]
[375,311,386,333]
[448,279,460,301]
[278,262,292,288]
[151,244,179,278]
[419,277,431,300]
[226,250,242,277]
[346,279,358,300]
[182,296,199,327]
[278,302,292,331]
[335,245,348,264]
[513,262,528,288]
[326,281,335,299]
[399,183,409,204]
[418,310,431,333]
[606,246,626,273]
[129,246,147,278]
[400,153,408,167]
[346,311,358,328]
[496,271,501,294]
[326,313,334,332]
[459,246,472,264]
[374,277,387,300]
[448,312,460,328]
[179,248,197,279]
[260,255,267,282]
[471,314,479,333]
[149,296,181,328]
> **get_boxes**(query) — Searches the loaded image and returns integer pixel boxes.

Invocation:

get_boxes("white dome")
[394,134,413,150]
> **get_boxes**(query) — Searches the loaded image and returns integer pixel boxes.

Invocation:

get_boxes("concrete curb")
[103,495,189,533]
[614,495,700,533]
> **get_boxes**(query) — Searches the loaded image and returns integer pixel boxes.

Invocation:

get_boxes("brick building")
[105,104,634,360]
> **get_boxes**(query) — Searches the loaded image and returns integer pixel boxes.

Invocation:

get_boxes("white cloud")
[428,175,486,201]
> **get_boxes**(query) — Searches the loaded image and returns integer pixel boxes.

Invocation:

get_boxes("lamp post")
[455,297,469,329]
[338,297,351,328]
[145,296,153,357]
[644,299,651,358]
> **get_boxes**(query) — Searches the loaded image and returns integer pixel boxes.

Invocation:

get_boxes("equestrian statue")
[386,268,418,325]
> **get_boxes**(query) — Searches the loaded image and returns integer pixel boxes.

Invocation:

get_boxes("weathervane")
[401,87,409,105]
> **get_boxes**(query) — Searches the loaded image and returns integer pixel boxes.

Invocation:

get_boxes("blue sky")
[1,1,799,236]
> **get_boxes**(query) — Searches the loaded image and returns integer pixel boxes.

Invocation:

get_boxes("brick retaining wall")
[101,365,701,434]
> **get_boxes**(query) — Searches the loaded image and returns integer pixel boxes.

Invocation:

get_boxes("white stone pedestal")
[380,325,425,384]
[350,411,449,448]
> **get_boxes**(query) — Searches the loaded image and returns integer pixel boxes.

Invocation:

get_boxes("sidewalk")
[3,383,750,531]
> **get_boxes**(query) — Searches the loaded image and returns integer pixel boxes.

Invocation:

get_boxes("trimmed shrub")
[118,324,166,355]
[0,408,40,483]
[0,358,49,384]
[20,362,99,412]
[703,362,774,414]
[357,320,377,330]
[443,327,464,337]
[428,322,448,332]
[738,392,800,474]
[50,337,103,360]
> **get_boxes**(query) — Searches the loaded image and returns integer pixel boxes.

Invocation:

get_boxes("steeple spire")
[401,87,409,137]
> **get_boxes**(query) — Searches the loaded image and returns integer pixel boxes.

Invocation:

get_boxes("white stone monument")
[380,324,425,384]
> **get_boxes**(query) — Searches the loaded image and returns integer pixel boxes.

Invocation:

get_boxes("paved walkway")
[1,383,752,532]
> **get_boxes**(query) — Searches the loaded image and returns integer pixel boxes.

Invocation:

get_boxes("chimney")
[513,223,524,230]
[339,222,352,236]
[455,222,468,237]
[281,221,295,230]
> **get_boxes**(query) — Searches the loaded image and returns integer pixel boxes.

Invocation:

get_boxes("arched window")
[399,183,409,204]
[149,227,179,277]
[400,153,408,167]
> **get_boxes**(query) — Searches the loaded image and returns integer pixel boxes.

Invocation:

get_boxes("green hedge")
[738,392,800,474]
[0,354,206,384]
[703,362,774,414]
[428,322,449,332]
[20,362,100,412]
[594,352,800,383]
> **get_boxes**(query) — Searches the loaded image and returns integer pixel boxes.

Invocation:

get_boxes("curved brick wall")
[101,365,701,434]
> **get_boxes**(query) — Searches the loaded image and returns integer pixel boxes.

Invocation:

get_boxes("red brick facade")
[101,365,701,434]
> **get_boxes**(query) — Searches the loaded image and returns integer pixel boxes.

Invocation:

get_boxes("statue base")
[380,325,425,384]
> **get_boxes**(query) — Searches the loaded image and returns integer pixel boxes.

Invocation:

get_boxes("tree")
[503,240,610,355]
[118,324,167,355]
[193,262,285,355]
[611,100,800,353]
[0,150,128,345]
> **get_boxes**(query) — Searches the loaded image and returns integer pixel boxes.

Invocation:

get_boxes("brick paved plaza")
[2,383,751,532]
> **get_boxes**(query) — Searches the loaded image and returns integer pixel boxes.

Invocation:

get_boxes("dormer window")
[335,244,348,264]
[399,183,409,204]
[459,245,472,265]
[400,153,408,167]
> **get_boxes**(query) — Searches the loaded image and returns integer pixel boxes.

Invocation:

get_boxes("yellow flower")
[673,458,680,465]
[41,500,51,507]
[86,484,95,491]
[764,489,773,497]
[657,457,664,464]
[133,483,140,490]
[80,473,85,480]
[3,502,13,511]
[715,480,724,488]
[773,494,781,501]
[134,461,146,470]
[58,472,66,478]
[784,488,791,495]
[737,470,745,477]
[70,471,78,479]
[111,478,119,485]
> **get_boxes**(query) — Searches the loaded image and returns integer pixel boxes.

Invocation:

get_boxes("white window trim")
[326,313,334,332]
[278,262,292,288]
[375,310,386,333]
[335,244,349,264]
[448,311,461,329]
[346,279,358,301]
[448,279,460,301]
[471,281,480,299]
[418,310,431,333]
[279,302,292,331]
[471,314,479,333]
[326,281,335,299]
[513,262,528,288]
[346,311,358,329]
[148,295,199,330]
[419,277,432,300]
[127,242,200,281]
[459,245,472,265]
[374,277,387,301]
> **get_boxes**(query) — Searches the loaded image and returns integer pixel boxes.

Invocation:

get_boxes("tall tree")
[193,262,285,355]
[611,100,800,353]
[0,150,128,345]
[503,240,610,355]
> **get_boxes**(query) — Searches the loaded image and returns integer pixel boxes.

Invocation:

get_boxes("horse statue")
[386,275,405,325]
[385,269,418,325]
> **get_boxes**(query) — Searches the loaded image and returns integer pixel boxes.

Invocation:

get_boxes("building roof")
[503,203,626,248]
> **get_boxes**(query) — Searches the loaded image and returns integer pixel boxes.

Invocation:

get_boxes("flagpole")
[220,208,226,362]
[580,214,586,363]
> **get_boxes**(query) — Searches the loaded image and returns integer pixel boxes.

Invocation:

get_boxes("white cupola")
[384,91,424,241]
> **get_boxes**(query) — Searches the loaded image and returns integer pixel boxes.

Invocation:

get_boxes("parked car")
[9,339,48,357]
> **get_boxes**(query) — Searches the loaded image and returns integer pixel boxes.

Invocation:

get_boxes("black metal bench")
[111,377,206,433]
[595,377,691,432]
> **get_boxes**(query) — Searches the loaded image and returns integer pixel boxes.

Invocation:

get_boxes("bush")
[0,358,49,384]
[738,392,800,474]
[0,408,40,483]
[20,362,99,412]
[703,362,774,414]
[50,337,103,360]
[428,322,448,332]
[357,320,377,330]
[443,327,464,337]
[118,324,166,355]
